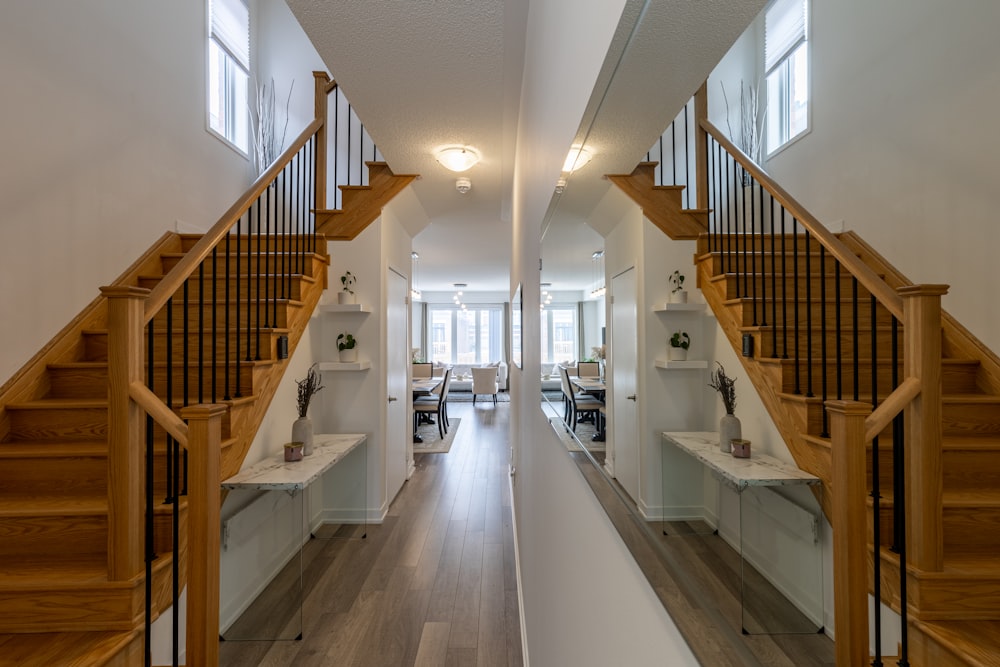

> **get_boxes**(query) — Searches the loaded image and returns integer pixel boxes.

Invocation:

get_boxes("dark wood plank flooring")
[220,401,523,666]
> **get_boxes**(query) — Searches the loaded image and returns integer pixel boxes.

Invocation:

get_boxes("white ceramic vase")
[668,346,688,361]
[670,290,688,304]
[338,291,355,304]
[292,417,313,456]
[719,413,741,454]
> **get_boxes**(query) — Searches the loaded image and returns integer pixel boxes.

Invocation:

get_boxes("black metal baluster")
[255,195,262,361]
[310,137,317,253]
[183,281,190,410]
[768,192,777,351]
[246,203,253,363]
[891,315,909,666]
[793,222,802,394]
[211,248,218,403]
[333,89,340,209]
[750,180,759,326]
[671,112,677,189]
[197,264,204,405]
[871,295,884,666]
[820,246,829,436]
[165,298,174,503]
[804,231,814,397]
[835,262,843,402]
[733,155,742,296]
[852,278,860,401]
[780,207,789,359]
[235,215,242,398]
[144,319,155,667]
[265,184,272,330]
[683,101,690,209]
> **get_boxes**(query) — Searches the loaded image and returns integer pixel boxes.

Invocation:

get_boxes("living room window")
[208,0,250,154]
[765,0,809,154]
[430,306,503,365]
[540,307,578,364]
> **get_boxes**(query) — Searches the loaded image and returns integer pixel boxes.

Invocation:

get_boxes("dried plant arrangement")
[295,364,324,419]
[708,362,737,415]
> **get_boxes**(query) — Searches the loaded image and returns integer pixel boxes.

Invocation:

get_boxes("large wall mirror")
[537,1,832,665]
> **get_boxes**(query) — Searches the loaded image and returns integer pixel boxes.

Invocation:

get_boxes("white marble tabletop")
[662,431,819,491]
[222,433,366,491]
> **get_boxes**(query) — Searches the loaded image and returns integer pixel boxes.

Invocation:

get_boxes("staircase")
[0,231,329,665]
[0,69,416,664]
[611,112,1000,665]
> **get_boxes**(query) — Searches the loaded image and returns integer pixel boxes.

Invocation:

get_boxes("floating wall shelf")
[318,361,371,372]
[653,303,705,313]
[654,359,708,370]
[319,303,371,313]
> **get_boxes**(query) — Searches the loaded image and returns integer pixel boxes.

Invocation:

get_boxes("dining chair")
[559,366,603,432]
[577,361,601,378]
[412,362,432,378]
[471,366,499,405]
[415,368,452,438]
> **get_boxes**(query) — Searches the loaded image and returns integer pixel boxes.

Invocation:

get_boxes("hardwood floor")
[219,401,523,667]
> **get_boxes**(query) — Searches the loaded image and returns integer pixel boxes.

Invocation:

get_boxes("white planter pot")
[668,347,688,361]
[338,291,355,304]
[669,290,688,304]
[339,347,357,363]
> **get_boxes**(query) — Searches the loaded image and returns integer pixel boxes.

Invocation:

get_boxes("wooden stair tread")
[0,629,140,667]
[943,394,1000,404]
[0,440,107,457]
[915,620,1000,666]
[0,555,107,586]
[7,398,107,410]
[0,495,106,515]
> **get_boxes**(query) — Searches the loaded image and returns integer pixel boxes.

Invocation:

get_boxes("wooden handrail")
[700,119,904,320]
[864,376,920,443]
[144,117,324,321]
[129,381,189,445]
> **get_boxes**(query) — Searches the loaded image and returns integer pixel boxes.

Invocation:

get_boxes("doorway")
[611,266,639,503]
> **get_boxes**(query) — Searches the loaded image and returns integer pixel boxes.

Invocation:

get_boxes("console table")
[220,433,367,641]
[662,432,823,635]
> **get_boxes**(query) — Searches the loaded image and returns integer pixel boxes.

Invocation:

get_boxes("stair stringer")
[607,162,709,240]
[315,161,418,241]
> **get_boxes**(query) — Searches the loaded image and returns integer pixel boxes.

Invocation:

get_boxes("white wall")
[0,1,253,383]
[764,1,1000,354]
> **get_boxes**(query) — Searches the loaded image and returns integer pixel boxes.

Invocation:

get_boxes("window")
[429,306,503,365]
[208,0,250,153]
[765,0,809,154]
[540,307,578,364]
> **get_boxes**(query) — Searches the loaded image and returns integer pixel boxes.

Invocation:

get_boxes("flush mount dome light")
[436,146,481,172]
[563,145,592,173]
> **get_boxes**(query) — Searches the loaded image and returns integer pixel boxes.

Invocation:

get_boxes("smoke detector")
[455,177,472,194]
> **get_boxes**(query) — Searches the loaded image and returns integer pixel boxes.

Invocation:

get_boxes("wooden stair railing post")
[694,81,708,211]
[180,403,226,667]
[899,284,948,572]
[826,399,872,667]
[100,285,151,582]
[313,71,331,211]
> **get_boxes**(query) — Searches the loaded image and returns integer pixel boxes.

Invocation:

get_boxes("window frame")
[764,0,811,157]
[427,304,505,366]
[540,304,579,365]
[207,0,251,156]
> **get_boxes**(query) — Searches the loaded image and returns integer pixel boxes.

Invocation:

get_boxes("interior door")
[386,268,408,503]
[611,266,639,503]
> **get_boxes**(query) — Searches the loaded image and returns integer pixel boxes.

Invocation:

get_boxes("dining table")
[412,376,443,442]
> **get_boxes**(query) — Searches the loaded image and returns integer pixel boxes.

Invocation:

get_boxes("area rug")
[413,418,461,454]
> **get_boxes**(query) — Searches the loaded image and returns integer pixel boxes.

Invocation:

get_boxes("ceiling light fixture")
[436,146,481,173]
[410,251,421,301]
[554,177,567,194]
[455,177,472,194]
[563,146,592,173]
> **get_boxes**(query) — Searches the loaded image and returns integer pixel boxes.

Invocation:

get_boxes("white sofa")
[434,361,508,392]
[540,362,576,392]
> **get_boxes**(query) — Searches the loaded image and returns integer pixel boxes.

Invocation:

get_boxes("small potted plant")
[708,362,740,453]
[338,270,356,304]
[337,332,357,362]
[669,331,690,360]
[293,364,324,456]
[669,270,687,303]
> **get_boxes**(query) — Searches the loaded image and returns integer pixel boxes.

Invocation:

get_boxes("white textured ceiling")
[285,0,765,293]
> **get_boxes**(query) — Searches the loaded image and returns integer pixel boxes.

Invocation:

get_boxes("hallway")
[219,401,522,666]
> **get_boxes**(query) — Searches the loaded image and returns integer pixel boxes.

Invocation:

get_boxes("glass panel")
[431,309,452,363]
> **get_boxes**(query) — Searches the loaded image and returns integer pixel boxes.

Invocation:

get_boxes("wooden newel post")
[899,284,947,573]
[180,403,227,667]
[826,399,872,667]
[100,285,151,582]
[313,71,332,211]
[694,81,709,211]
